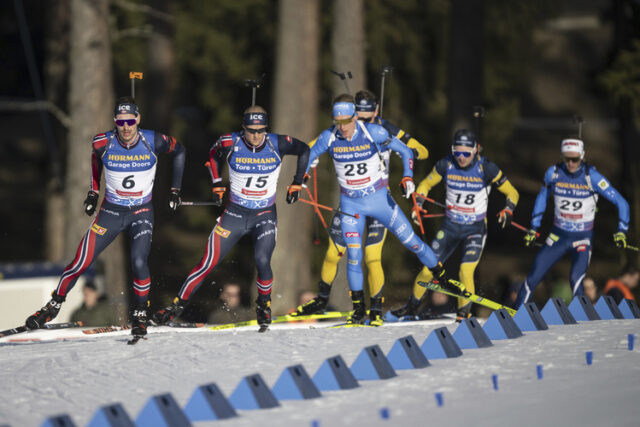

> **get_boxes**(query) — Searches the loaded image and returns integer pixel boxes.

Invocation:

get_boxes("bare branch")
[0,99,71,128]
[111,0,174,23]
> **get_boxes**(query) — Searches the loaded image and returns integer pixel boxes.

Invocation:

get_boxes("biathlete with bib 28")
[294,89,429,326]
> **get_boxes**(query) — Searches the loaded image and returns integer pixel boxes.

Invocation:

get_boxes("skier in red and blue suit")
[152,105,310,330]
[26,97,185,337]
[515,138,629,307]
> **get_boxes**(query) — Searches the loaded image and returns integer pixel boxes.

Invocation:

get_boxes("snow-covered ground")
[1,317,639,426]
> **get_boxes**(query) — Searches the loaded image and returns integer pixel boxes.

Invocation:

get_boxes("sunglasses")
[563,156,581,163]
[244,127,268,134]
[333,115,355,125]
[357,116,376,123]
[115,119,136,126]
[453,151,473,158]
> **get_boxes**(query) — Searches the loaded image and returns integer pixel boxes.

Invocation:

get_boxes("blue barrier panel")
[184,383,237,421]
[483,309,523,340]
[420,327,462,359]
[594,296,624,320]
[568,296,600,321]
[350,345,397,380]
[387,335,430,370]
[540,298,577,325]
[272,365,322,400]
[135,394,191,427]
[619,299,640,319]
[312,355,359,391]
[514,302,548,331]
[453,317,493,348]
[87,403,134,427]
[229,374,280,410]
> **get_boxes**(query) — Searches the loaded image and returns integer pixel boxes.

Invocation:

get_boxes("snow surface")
[1,318,639,426]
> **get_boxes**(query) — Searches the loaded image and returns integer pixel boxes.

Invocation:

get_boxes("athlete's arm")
[590,168,630,232]
[485,160,519,210]
[90,134,107,192]
[278,135,311,184]
[415,158,447,196]
[305,130,332,174]
[530,166,555,230]
[155,133,185,190]
[381,119,429,160]
[208,134,233,184]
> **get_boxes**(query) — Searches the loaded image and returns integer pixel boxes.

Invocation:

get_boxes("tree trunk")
[449,0,484,133]
[328,0,366,310]
[44,0,70,262]
[67,0,126,318]
[331,0,366,95]
[271,0,320,314]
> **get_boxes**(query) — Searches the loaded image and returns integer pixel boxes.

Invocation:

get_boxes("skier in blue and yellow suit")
[514,138,629,307]
[295,90,429,325]
[299,93,444,325]
[389,129,519,321]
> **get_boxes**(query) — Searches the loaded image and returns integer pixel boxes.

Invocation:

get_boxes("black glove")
[430,262,447,285]
[287,183,302,204]
[83,191,99,216]
[212,186,226,206]
[168,188,181,211]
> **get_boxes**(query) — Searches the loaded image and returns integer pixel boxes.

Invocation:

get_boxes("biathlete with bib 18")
[303,93,449,325]
[388,129,519,322]
[152,106,310,332]
[25,97,186,338]
[294,89,429,326]
[514,138,629,307]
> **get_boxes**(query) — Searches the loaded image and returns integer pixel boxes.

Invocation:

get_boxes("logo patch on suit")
[214,225,231,238]
[91,223,107,235]
[597,179,609,190]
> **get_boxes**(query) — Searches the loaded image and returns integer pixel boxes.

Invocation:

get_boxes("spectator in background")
[208,283,253,324]
[604,265,639,304]
[70,281,120,326]
[582,277,599,303]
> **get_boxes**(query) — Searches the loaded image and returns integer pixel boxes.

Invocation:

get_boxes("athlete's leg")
[569,239,592,297]
[249,209,278,300]
[457,230,487,309]
[56,206,124,297]
[364,217,387,298]
[319,213,346,286]
[177,212,245,301]
[127,207,154,306]
[514,234,569,308]
[340,204,367,292]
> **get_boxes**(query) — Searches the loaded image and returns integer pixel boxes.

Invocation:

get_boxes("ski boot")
[131,303,149,336]
[256,297,272,332]
[25,292,65,329]
[389,297,421,319]
[294,281,331,316]
[151,297,187,325]
[369,295,384,326]
[456,302,473,323]
[347,290,367,325]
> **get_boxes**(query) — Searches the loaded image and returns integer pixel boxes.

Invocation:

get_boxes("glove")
[430,262,447,285]
[83,191,99,216]
[309,158,319,168]
[524,229,539,247]
[212,186,226,206]
[286,183,302,204]
[303,173,310,184]
[613,231,627,249]
[400,177,415,199]
[168,188,181,211]
[497,208,513,229]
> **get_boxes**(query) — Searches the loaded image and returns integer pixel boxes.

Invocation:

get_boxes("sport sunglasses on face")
[333,116,355,125]
[244,127,268,134]
[115,119,137,126]
[453,151,472,158]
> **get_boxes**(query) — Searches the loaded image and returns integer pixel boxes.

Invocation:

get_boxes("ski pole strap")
[298,198,359,219]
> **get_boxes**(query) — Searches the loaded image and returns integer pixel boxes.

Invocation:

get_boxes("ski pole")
[573,114,585,139]
[379,66,393,118]
[626,244,639,252]
[298,198,359,219]
[509,221,543,247]
[472,105,485,143]
[312,168,321,245]
[411,192,426,237]
[129,71,143,99]
[330,69,353,95]
[302,186,328,229]
[415,194,447,210]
